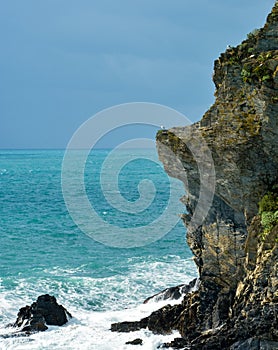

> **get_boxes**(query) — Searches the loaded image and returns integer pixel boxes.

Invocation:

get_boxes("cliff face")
[156,3,278,349]
[111,4,278,349]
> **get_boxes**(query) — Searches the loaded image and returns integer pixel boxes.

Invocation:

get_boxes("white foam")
[0,257,197,349]
[0,300,180,350]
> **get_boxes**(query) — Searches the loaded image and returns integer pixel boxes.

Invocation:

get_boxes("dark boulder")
[13,294,72,333]
[125,338,143,345]
[32,294,72,326]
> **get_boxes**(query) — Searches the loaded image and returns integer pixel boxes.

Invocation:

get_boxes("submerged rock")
[13,294,72,333]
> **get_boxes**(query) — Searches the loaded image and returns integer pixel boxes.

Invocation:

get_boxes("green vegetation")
[261,211,278,231]
[167,132,183,153]
[224,29,259,66]
[226,49,241,66]
[259,190,278,213]
[239,111,261,136]
[246,28,260,41]
[241,67,251,82]
[156,130,183,153]
[241,51,276,84]
[258,187,278,240]
[267,2,278,23]
[157,129,165,137]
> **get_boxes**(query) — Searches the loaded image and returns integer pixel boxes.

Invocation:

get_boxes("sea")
[0,149,197,350]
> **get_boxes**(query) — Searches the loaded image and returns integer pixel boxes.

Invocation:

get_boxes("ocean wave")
[0,257,197,349]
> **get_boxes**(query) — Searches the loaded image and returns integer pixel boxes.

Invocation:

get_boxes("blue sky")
[0,0,275,148]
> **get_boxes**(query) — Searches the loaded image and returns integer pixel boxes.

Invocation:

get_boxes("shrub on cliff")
[259,187,278,236]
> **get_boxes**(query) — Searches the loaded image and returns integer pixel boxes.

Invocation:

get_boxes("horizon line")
[0,147,157,151]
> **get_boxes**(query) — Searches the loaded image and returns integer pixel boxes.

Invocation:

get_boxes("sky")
[0,0,275,149]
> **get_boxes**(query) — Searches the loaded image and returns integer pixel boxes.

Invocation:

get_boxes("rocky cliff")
[156,2,278,349]
[112,3,278,349]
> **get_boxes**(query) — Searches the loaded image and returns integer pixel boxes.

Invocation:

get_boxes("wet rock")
[111,319,147,333]
[125,338,143,345]
[21,313,48,332]
[31,294,72,326]
[0,332,34,339]
[143,279,198,304]
[146,304,184,334]
[230,338,278,350]
[13,294,72,333]
[113,280,198,336]
[112,303,184,335]
[161,337,189,349]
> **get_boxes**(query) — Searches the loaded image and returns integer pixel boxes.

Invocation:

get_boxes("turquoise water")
[0,149,197,349]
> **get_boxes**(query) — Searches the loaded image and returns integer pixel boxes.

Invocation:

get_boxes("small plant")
[227,55,240,65]
[262,74,271,82]
[259,191,278,213]
[241,68,251,82]
[258,188,278,239]
[156,130,182,153]
[261,211,278,232]
[241,51,274,84]
[157,129,164,136]
[247,28,260,40]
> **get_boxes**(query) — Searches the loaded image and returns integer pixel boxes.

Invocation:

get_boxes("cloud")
[0,0,275,148]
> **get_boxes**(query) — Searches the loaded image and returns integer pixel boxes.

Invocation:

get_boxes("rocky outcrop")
[112,2,278,349]
[143,278,198,304]
[13,294,72,333]
[125,338,143,345]
[156,2,278,348]
[111,303,184,334]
